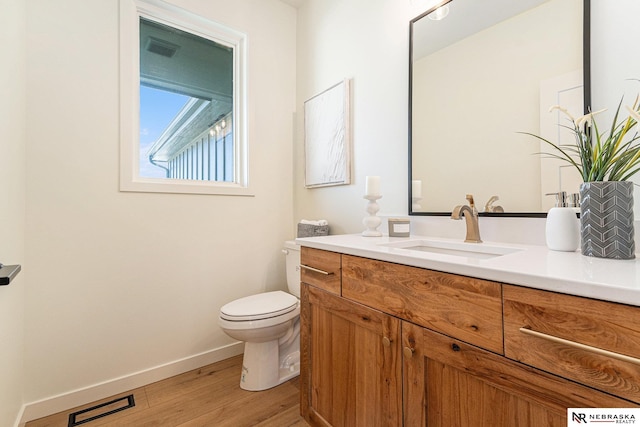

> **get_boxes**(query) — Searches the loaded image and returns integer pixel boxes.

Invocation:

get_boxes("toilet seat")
[220,291,298,321]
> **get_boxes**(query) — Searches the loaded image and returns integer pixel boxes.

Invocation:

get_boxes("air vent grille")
[145,37,180,58]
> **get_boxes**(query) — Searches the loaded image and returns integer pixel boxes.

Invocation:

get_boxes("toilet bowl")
[218,241,301,391]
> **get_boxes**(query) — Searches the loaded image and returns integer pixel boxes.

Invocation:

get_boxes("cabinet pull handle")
[382,337,391,347]
[300,264,333,275]
[519,327,640,366]
[403,346,415,358]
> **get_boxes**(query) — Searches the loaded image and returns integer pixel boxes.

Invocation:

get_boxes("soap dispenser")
[545,191,579,252]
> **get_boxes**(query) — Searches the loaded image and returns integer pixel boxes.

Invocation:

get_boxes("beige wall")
[413,0,581,212]
[0,0,26,425]
[22,0,296,412]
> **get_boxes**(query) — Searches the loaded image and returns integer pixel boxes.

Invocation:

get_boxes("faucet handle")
[465,194,475,207]
[484,195,504,213]
[465,194,478,215]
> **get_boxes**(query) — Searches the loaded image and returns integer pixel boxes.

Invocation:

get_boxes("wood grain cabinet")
[300,247,342,295]
[300,283,402,426]
[503,285,640,404]
[402,322,631,427]
[341,254,504,354]
[300,249,640,427]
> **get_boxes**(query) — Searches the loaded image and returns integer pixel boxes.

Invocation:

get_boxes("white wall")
[294,0,527,236]
[0,0,27,425]
[294,0,432,233]
[9,0,640,423]
[293,0,640,247]
[22,0,296,418]
[293,0,531,235]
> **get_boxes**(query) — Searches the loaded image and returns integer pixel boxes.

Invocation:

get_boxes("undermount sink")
[379,239,522,260]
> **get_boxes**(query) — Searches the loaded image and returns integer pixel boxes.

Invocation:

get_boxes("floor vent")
[68,394,135,426]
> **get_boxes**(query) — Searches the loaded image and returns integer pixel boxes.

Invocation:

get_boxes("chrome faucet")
[451,194,482,243]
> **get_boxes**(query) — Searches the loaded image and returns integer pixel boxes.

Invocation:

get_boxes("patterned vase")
[580,181,636,259]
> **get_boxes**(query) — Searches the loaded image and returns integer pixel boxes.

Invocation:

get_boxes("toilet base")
[239,320,300,391]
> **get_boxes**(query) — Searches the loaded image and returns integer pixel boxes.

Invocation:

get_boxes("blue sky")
[139,86,189,178]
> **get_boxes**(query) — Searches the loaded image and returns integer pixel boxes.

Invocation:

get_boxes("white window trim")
[119,0,251,196]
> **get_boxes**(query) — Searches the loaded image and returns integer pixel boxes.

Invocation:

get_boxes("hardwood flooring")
[26,355,309,427]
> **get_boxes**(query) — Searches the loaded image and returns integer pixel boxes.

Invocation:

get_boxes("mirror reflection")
[409,0,585,216]
[590,0,640,219]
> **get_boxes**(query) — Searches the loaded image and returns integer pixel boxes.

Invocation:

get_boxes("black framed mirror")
[409,0,590,217]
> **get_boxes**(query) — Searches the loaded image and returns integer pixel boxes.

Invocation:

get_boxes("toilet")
[218,241,301,391]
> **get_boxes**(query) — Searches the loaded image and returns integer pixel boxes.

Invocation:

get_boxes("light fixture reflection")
[208,116,229,137]
[428,5,449,21]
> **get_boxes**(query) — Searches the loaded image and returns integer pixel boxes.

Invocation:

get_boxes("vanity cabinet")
[300,248,639,427]
[300,283,402,426]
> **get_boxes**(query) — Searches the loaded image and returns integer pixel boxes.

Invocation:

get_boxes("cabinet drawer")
[504,285,640,404]
[300,247,341,295]
[403,323,633,426]
[342,255,503,354]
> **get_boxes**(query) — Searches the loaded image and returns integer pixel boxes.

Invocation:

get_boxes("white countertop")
[296,234,640,307]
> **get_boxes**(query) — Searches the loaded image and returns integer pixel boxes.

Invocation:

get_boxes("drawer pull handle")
[519,327,640,366]
[300,264,333,275]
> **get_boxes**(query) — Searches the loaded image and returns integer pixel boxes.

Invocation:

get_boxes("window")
[120,0,249,195]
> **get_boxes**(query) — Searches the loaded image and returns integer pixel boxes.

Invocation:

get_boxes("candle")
[412,180,422,198]
[365,176,381,197]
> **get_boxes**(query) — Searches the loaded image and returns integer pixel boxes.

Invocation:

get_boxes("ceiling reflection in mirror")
[409,0,586,216]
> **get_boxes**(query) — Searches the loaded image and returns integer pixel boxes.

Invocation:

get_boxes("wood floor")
[26,355,309,427]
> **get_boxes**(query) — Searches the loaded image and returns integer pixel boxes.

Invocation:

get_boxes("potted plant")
[523,99,640,259]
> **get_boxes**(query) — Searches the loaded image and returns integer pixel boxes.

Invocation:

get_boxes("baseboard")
[17,342,244,426]
[13,404,26,427]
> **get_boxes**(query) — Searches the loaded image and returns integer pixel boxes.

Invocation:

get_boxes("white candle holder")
[362,195,383,237]
[412,196,422,211]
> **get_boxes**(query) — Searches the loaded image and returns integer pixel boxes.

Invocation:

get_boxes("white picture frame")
[304,79,351,188]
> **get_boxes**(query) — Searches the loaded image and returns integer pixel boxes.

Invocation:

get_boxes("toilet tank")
[283,240,301,298]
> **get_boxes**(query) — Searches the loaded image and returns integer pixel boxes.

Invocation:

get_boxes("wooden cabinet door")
[301,283,402,427]
[402,321,633,427]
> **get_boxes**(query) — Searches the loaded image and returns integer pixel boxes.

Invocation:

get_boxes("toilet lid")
[220,291,299,321]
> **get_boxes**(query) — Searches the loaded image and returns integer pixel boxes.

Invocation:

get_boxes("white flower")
[574,109,606,129]
[625,105,640,123]
[549,105,605,129]
[549,105,575,122]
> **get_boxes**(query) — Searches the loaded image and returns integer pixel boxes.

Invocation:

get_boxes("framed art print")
[304,79,351,188]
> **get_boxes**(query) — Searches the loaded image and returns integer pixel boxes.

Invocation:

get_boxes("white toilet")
[218,241,301,391]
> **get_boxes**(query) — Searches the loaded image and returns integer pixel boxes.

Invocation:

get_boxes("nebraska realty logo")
[568,408,639,425]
